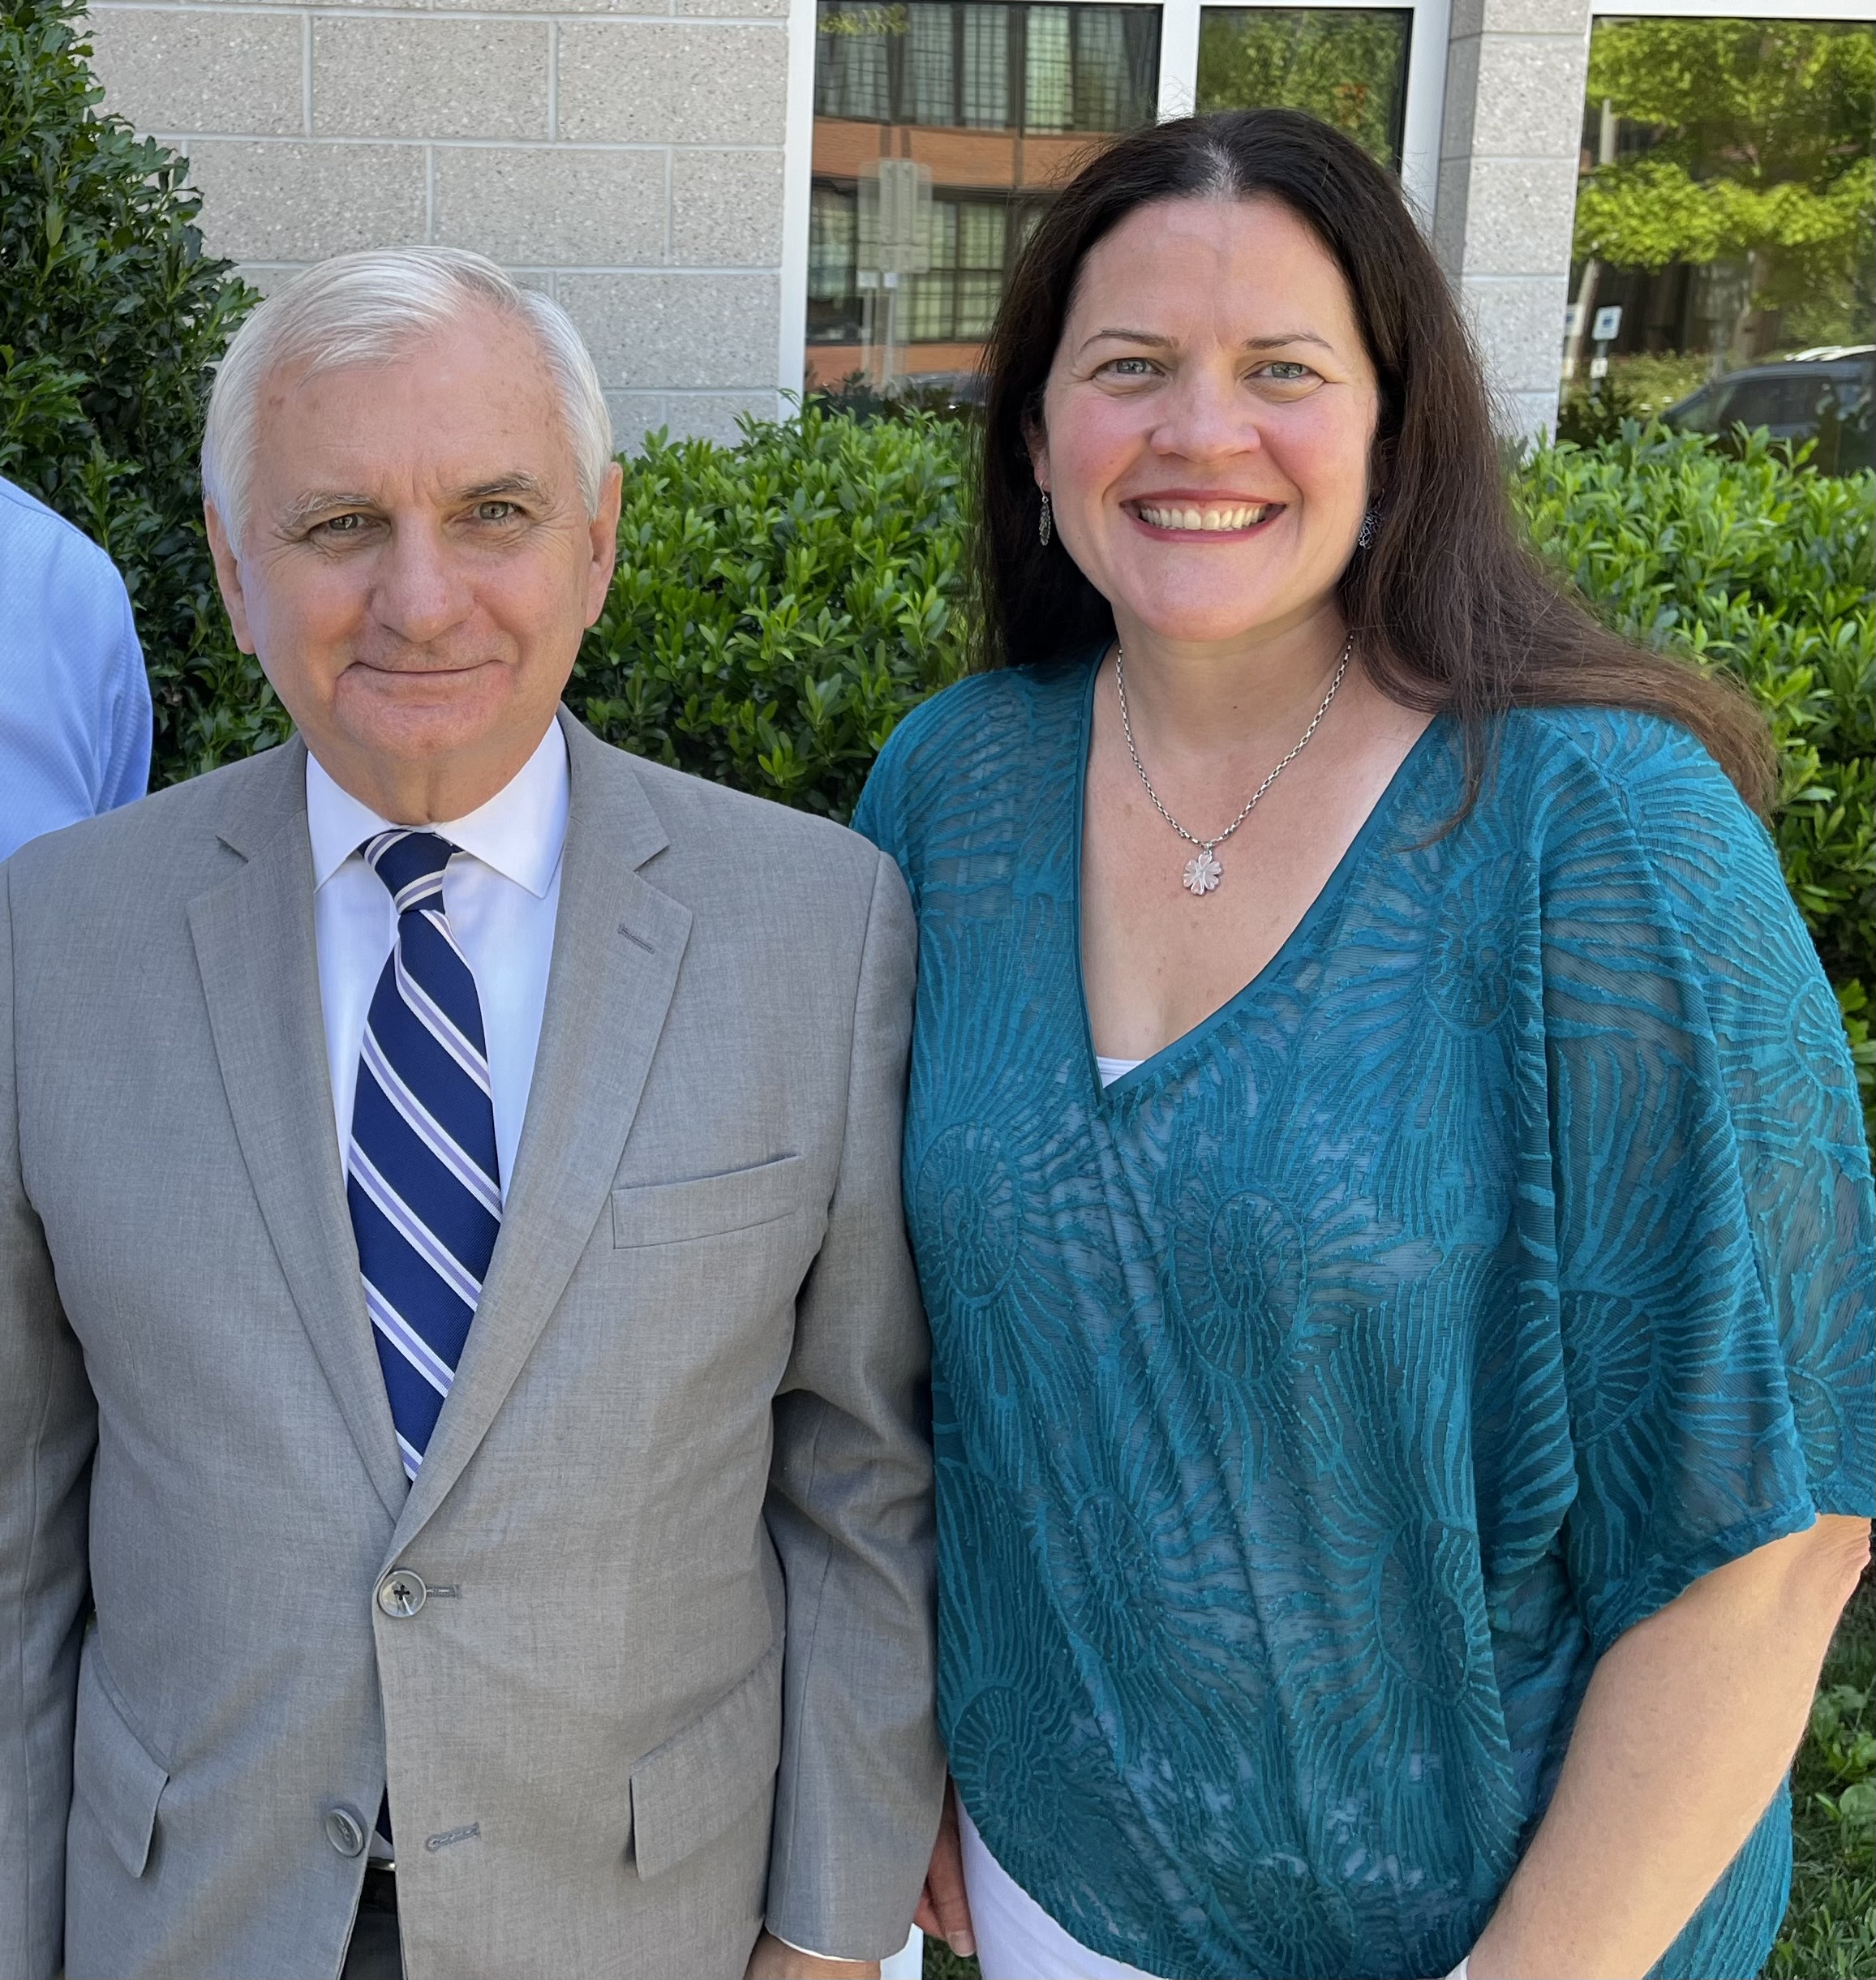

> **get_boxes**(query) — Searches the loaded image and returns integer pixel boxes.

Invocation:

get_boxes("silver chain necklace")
[1114,629,1354,897]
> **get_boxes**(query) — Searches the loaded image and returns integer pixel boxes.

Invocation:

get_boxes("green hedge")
[1513,423,1874,1115]
[577,410,1874,1127]
[0,0,271,775]
[573,406,968,824]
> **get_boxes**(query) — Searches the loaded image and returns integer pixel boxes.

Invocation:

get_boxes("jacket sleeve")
[0,863,98,1978]
[761,844,943,1961]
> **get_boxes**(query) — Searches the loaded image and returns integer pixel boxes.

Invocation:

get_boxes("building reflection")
[807,1,1161,395]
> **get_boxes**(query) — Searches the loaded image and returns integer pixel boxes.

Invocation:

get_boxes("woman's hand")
[913,1778,977,1959]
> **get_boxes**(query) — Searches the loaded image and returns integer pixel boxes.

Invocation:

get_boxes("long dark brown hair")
[972,109,1775,813]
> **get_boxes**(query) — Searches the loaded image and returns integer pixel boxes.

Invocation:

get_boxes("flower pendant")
[1183,848,1222,896]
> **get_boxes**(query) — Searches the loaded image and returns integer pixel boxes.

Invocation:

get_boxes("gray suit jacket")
[0,711,942,1980]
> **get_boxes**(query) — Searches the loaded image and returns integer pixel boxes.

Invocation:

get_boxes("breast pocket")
[611,1154,805,1248]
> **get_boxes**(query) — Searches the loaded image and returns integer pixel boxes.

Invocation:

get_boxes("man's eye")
[320,513,365,535]
[475,500,519,522]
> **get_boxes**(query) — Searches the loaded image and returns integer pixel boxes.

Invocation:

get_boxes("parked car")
[1663,348,1874,472]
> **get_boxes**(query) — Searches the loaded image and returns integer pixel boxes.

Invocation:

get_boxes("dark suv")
[1663,348,1874,472]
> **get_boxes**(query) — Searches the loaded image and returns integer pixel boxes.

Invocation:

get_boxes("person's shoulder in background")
[0,474,152,861]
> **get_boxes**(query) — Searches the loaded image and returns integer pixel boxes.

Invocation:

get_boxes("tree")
[1196,8,1410,171]
[0,0,281,784]
[1572,19,1875,361]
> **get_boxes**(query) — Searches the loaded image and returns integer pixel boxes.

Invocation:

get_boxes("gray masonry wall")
[85,0,792,450]
[89,1,1586,446]
[1434,0,1591,440]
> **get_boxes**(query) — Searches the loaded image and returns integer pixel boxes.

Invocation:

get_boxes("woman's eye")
[1099,357,1159,378]
[1257,361,1315,383]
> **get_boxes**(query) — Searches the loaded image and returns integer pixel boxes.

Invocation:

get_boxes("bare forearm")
[1470,1518,1870,1980]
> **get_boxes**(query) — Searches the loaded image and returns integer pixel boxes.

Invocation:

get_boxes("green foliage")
[571,405,971,822]
[809,372,977,426]
[575,409,1875,1129]
[0,0,278,784]
[1767,1575,1875,1979]
[1514,423,1875,1127]
[1556,353,1714,451]
[1574,18,1875,348]
[1195,6,1410,169]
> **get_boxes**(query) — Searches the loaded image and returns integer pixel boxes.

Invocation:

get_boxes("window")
[903,199,1011,341]
[1196,8,1410,170]
[807,0,1161,393]
[798,0,1448,396]
[1563,15,1876,424]
[814,1,1157,131]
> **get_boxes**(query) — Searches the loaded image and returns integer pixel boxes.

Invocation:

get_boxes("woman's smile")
[1123,494,1285,537]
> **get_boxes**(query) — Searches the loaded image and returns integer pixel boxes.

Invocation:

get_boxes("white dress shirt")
[306,722,568,1195]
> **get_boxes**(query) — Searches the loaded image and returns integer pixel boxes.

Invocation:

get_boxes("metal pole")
[882,271,899,395]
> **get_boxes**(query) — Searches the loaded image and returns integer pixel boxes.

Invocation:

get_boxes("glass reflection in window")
[1196,8,1410,171]
[808,0,1161,397]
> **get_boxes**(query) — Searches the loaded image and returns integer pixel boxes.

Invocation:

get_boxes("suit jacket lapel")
[392,712,692,1548]
[187,739,408,1521]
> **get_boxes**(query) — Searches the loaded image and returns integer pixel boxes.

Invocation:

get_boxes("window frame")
[778,0,1453,396]
[1561,0,1876,394]
[1588,0,1874,17]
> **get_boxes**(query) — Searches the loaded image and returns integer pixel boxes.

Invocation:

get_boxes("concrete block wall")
[84,0,793,448]
[1433,0,1590,440]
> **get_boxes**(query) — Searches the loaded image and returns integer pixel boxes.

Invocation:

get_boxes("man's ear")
[204,500,257,656]
[583,460,623,628]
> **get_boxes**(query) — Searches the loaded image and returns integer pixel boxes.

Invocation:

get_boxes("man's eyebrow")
[276,491,377,535]
[453,473,553,504]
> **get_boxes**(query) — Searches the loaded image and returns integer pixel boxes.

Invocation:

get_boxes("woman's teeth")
[1135,502,1273,532]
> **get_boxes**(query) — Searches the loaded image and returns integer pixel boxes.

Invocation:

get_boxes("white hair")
[201,247,613,544]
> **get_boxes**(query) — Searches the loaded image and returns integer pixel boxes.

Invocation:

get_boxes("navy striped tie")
[347,831,502,1481]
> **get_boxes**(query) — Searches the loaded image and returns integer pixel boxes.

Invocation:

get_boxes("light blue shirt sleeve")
[0,475,153,862]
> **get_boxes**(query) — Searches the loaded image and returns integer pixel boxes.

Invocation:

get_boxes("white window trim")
[777,0,1452,401]
[1599,0,1873,15]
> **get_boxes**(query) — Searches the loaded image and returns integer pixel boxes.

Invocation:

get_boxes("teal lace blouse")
[853,660,1875,1980]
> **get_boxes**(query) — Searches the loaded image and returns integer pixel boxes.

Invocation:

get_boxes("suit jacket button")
[324,1806,368,1857]
[377,1570,427,1617]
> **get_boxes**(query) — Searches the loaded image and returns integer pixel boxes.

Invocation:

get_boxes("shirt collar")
[305,720,569,899]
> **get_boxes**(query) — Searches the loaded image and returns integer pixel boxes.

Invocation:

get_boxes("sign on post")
[857,157,933,392]
[1591,305,1623,344]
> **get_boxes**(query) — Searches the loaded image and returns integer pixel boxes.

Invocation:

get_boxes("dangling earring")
[1356,505,1379,551]
[1038,489,1053,548]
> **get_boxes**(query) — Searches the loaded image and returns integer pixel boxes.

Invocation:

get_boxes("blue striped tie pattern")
[346,831,502,1481]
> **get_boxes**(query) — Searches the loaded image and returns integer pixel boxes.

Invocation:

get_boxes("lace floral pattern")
[854,663,1875,1980]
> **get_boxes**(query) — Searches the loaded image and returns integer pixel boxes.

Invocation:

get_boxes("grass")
[1768,1570,1876,1980]
[923,1931,980,1980]
[920,1577,1876,1980]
